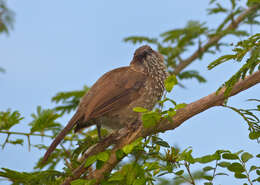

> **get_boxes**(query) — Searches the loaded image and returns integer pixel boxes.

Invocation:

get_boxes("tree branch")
[62,70,260,184]
[172,4,260,75]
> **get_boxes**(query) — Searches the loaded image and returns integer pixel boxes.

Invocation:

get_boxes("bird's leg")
[96,123,102,141]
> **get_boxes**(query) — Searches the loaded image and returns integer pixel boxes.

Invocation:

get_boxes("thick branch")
[145,70,260,136]
[62,70,260,185]
[173,5,259,75]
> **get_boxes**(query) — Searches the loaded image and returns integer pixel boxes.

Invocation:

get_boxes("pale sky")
[0,0,259,184]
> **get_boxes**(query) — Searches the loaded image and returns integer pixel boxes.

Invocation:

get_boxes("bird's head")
[130,45,164,73]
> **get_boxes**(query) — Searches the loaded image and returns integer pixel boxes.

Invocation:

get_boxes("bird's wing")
[78,66,147,122]
[42,66,146,164]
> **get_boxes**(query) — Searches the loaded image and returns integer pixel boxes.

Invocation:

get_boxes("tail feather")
[41,113,82,164]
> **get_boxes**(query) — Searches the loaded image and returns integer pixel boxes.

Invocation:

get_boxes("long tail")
[41,112,82,164]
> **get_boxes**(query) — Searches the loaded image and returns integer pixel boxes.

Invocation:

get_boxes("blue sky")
[0,0,259,184]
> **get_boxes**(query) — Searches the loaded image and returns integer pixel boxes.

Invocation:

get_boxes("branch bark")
[62,70,260,185]
[172,4,260,75]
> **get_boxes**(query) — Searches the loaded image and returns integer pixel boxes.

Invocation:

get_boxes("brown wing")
[42,66,146,164]
[77,66,147,125]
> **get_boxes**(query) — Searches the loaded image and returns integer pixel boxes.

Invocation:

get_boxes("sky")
[0,0,259,184]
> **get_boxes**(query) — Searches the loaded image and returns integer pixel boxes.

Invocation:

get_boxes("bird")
[42,45,168,163]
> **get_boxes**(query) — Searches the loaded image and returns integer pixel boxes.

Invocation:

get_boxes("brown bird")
[42,45,168,163]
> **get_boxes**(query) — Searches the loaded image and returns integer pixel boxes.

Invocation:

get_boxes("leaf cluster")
[224,99,260,142]
[208,33,260,97]
[51,86,89,115]
[0,168,64,185]
[0,0,14,34]
[0,109,23,131]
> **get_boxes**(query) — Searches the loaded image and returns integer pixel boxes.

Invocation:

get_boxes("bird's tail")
[41,112,82,164]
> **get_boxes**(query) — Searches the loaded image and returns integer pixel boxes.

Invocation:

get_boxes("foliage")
[29,106,62,133]
[0,109,23,131]
[223,99,260,143]
[0,0,14,34]
[208,33,260,97]
[51,86,89,115]
[0,168,64,185]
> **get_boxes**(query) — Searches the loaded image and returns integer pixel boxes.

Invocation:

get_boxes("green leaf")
[234,173,247,179]
[222,153,239,160]
[52,86,89,114]
[249,131,260,140]
[203,175,213,181]
[256,154,260,158]
[196,154,218,164]
[203,166,215,172]
[96,160,104,169]
[153,140,170,148]
[215,172,229,176]
[252,177,260,182]
[0,109,24,130]
[180,149,195,164]
[29,106,61,133]
[204,182,213,185]
[175,103,187,110]
[144,162,159,171]
[164,75,178,92]
[178,70,206,83]
[122,138,142,154]
[0,168,64,185]
[71,179,96,185]
[208,54,236,69]
[142,111,161,128]
[241,152,253,163]
[174,170,184,175]
[116,149,125,160]
[247,0,260,6]
[133,107,148,113]
[85,155,97,167]
[97,151,110,162]
[218,161,231,168]
[133,178,145,185]
[227,162,245,173]
[109,172,124,182]
[207,3,227,15]
[8,139,24,146]
[123,36,158,44]
[249,165,259,172]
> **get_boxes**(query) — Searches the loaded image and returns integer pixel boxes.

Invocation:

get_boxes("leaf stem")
[240,159,253,185]
[184,162,196,185]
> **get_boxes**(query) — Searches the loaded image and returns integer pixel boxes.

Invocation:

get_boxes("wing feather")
[77,66,147,123]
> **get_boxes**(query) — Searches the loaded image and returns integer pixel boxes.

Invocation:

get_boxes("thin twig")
[184,162,195,185]
[1,134,10,149]
[211,160,218,183]
[27,135,31,152]
[0,130,52,138]
[240,160,253,185]
[61,144,73,170]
